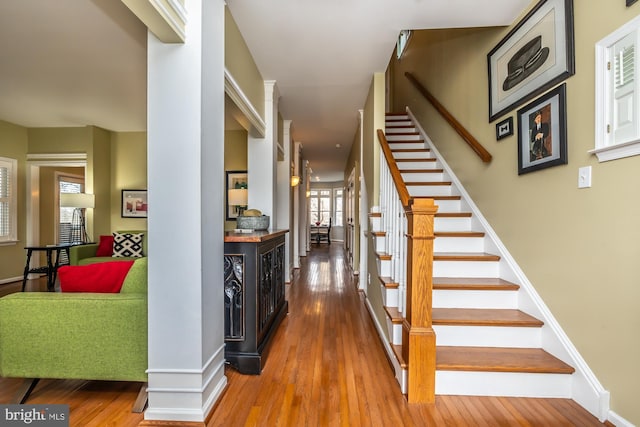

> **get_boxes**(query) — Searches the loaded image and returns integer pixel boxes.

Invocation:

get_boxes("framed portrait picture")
[517,83,567,175]
[121,189,148,218]
[488,0,575,122]
[496,116,514,140]
[226,171,248,220]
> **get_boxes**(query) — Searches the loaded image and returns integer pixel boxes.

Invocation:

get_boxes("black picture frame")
[627,0,638,6]
[496,117,514,140]
[517,83,567,175]
[121,189,148,218]
[225,170,248,220]
[488,0,575,122]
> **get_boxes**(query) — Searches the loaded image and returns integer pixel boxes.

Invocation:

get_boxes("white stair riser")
[393,151,433,159]
[433,325,541,348]
[378,259,391,277]
[373,235,385,252]
[434,217,472,231]
[385,318,403,345]
[397,161,439,169]
[386,127,415,134]
[433,260,500,277]
[386,134,422,141]
[380,283,398,307]
[433,289,517,309]
[387,142,425,149]
[401,171,444,181]
[435,371,572,398]
[434,236,485,252]
[407,185,451,197]
[370,217,381,232]
[432,199,461,212]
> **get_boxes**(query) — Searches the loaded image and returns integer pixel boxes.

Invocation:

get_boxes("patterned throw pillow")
[112,232,144,258]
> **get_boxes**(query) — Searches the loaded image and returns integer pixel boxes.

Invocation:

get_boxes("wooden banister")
[405,72,492,163]
[377,127,437,404]
[377,129,412,209]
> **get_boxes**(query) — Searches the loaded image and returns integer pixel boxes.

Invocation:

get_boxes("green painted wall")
[110,132,147,232]
[0,121,28,282]
[389,1,640,423]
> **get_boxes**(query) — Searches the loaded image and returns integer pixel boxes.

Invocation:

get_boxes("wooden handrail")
[405,72,492,163]
[377,129,413,210]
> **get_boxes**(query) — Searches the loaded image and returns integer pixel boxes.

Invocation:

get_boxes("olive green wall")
[390,2,640,423]
[360,73,388,338]
[0,120,28,282]
[224,129,248,231]
[225,6,264,121]
[110,132,147,232]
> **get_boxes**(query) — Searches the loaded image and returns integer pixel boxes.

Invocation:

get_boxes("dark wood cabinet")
[223,230,288,374]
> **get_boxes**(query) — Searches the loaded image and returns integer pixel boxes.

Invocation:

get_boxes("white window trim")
[593,14,640,162]
[0,157,18,245]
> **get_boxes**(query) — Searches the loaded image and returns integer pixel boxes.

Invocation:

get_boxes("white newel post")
[248,81,279,220]
[146,0,227,421]
[277,119,292,282]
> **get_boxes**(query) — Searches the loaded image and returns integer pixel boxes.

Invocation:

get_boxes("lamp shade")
[60,193,95,209]
[228,188,248,206]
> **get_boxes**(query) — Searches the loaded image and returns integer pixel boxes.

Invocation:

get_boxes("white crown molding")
[121,0,186,43]
[224,68,266,137]
[27,153,87,161]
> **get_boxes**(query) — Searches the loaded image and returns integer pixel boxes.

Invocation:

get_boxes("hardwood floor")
[0,246,611,426]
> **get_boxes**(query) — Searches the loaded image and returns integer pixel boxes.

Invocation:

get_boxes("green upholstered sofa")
[0,258,148,407]
[70,230,147,266]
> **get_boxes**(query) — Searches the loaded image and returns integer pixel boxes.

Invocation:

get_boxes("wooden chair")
[317,218,331,244]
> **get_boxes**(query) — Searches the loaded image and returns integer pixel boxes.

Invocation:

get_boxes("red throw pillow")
[96,235,114,257]
[59,261,135,293]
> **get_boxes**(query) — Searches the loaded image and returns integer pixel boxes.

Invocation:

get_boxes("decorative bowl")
[237,215,270,230]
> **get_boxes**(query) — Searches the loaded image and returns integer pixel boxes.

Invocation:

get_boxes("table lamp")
[228,188,248,217]
[60,193,95,244]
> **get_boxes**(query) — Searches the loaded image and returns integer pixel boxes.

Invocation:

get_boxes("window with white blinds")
[0,157,17,244]
[593,16,640,161]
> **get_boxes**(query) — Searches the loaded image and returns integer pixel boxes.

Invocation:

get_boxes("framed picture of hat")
[488,0,575,122]
[517,83,567,175]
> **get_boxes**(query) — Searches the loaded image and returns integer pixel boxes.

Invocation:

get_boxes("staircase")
[371,112,576,399]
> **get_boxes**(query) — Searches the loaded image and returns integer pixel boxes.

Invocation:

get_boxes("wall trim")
[224,68,266,138]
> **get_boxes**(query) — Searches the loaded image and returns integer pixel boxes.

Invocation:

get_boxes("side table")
[21,244,75,292]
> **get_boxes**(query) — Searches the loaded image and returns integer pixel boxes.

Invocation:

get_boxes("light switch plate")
[578,166,592,188]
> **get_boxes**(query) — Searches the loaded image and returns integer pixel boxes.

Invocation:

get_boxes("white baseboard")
[0,276,23,285]
[608,411,635,427]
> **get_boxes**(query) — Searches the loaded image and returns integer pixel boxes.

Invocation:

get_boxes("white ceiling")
[0,0,530,181]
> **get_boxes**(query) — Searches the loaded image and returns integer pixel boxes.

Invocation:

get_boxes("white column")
[248,81,279,220]
[292,142,302,267]
[145,0,226,421]
[358,109,368,291]
[277,120,292,282]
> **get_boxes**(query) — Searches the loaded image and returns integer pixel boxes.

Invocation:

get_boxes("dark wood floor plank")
[0,250,609,426]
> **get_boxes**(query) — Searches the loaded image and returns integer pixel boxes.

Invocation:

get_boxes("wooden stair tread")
[433,308,543,327]
[436,347,575,374]
[405,181,452,186]
[379,276,398,288]
[434,252,500,261]
[414,195,460,200]
[368,212,382,218]
[435,212,472,217]
[400,169,444,173]
[433,277,520,291]
[396,158,436,162]
[392,344,407,368]
[384,306,402,323]
[435,231,485,238]
[376,252,392,261]
[391,148,430,152]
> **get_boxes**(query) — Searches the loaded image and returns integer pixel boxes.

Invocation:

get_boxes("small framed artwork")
[517,83,568,175]
[121,190,148,218]
[496,117,514,140]
[226,171,248,220]
[627,0,638,6]
[488,0,575,122]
